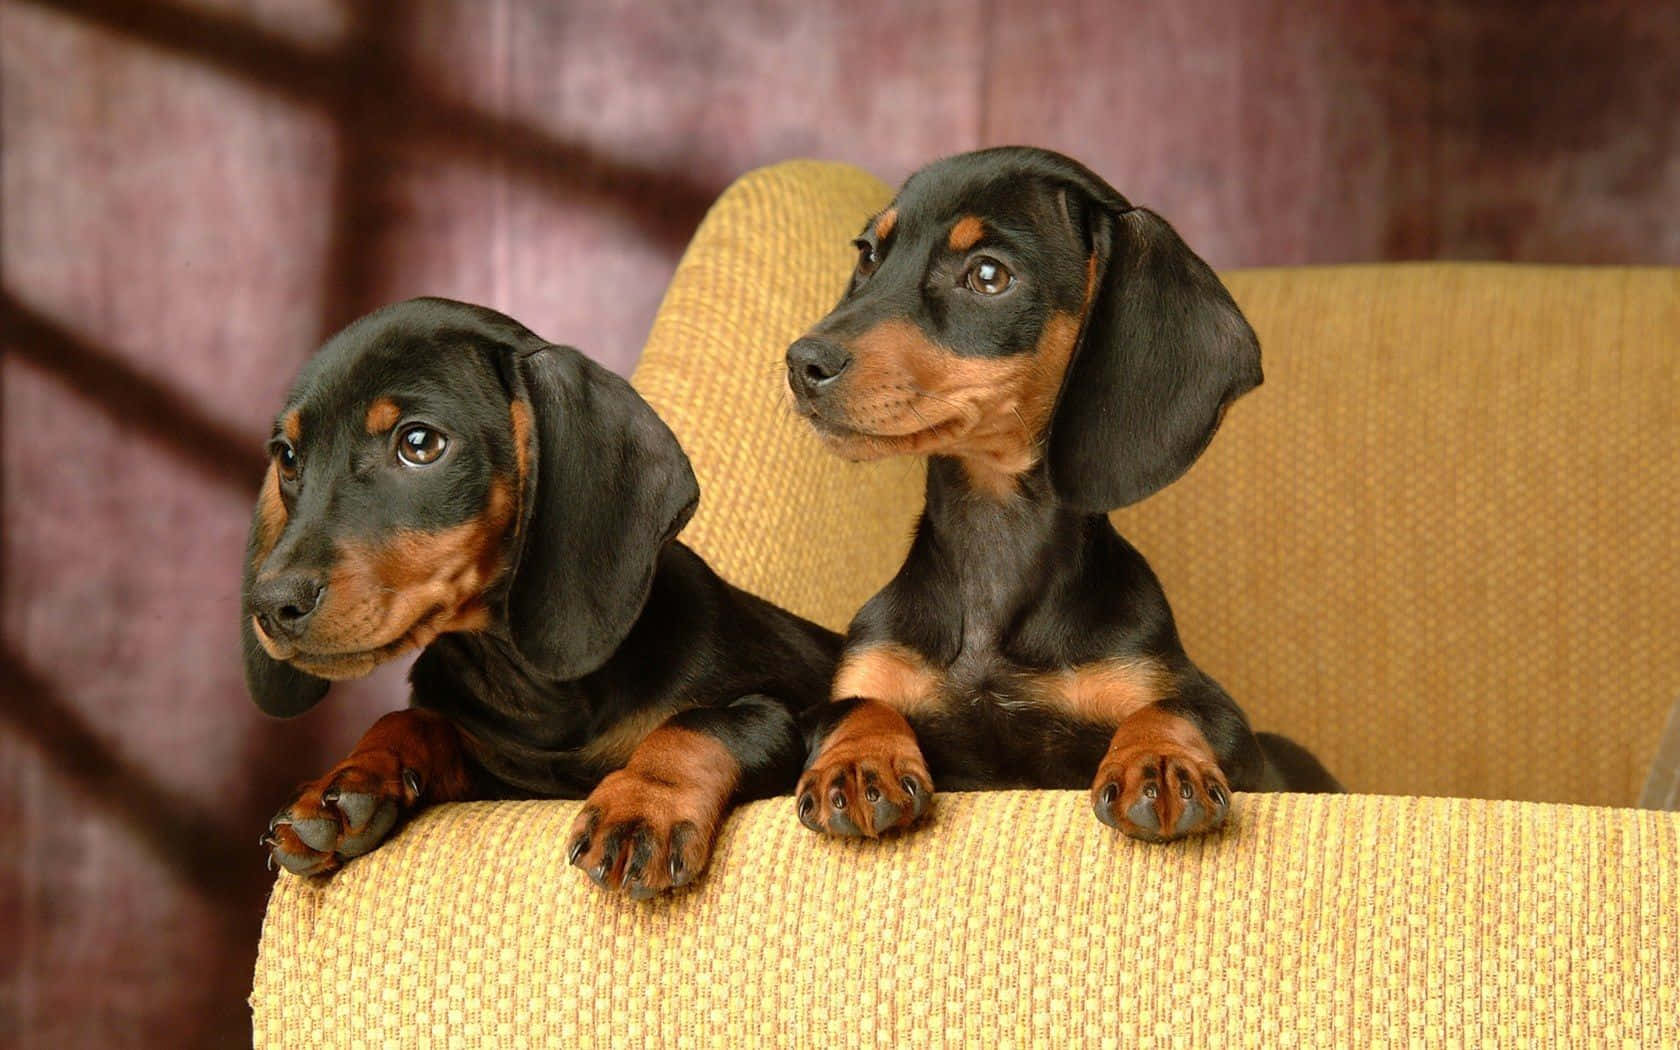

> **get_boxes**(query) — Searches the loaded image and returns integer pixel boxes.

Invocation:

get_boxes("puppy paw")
[262,752,423,876]
[796,700,932,838]
[1091,742,1229,843]
[566,769,721,899]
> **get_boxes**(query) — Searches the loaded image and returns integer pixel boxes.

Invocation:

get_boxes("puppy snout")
[786,338,852,401]
[250,572,326,641]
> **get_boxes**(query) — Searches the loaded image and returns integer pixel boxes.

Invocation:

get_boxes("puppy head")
[786,147,1261,507]
[243,297,697,716]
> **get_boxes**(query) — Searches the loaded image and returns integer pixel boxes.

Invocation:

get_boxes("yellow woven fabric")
[252,794,1680,1048]
[631,160,917,632]
[1123,265,1679,806]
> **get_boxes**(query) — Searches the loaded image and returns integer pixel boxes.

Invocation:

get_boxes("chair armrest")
[252,792,1679,1046]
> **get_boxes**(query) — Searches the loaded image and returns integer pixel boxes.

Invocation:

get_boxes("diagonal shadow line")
[0,648,259,911]
[30,0,722,251]
[2,291,268,491]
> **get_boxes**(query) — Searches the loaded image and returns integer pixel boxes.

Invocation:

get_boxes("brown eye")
[272,441,299,482]
[854,239,880,277]
[964,256,1013,295]
[397,425,447,466]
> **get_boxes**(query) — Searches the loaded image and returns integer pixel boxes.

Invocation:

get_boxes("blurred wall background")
[4,1,1677,1044]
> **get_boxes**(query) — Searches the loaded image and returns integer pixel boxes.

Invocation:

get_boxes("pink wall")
[4,1,1676,1044]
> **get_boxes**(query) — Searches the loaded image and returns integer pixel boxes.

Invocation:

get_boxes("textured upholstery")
[254,794,1679,1048]
[252,162,1680,1045]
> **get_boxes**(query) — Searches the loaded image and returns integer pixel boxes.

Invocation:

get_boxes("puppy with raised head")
[785,147,1339,844]
[249,297,838,896]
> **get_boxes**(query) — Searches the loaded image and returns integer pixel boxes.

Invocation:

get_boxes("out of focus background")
[3,1,1677,1045]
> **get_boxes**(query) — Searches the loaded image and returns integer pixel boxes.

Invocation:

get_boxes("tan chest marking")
[1029,657,1168,728]
[832,643,943,716]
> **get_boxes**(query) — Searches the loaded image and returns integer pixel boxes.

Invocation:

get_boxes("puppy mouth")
[801,405,970,462]
[250,609,455,680]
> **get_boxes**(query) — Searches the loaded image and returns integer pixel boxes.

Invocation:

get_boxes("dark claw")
[268,811,287,833]
[667,823,696,887]
[402,768,423,799]
[266,851,277,872]
[901,776,920,797]
[593,826,628,888]
[828,785,848,811]
[1142,782,1159,800]
[1178,778,1194,800]
[567,837,587,866]
[864,783,881,804]
[1100,782,1118,806]
[322,786,340,804]
[797,793,821,832]
[623,829,654,887]
[1210,783,1229,807]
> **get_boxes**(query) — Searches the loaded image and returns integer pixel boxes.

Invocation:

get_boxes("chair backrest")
[636,161,1680,806]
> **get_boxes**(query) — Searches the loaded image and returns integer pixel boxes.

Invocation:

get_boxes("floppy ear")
[240,476,330,717]
[1047,205,1262,511]
[503,345,699,679]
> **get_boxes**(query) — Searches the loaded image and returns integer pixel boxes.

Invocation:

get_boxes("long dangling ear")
[241,466,330,717]
[1047,204,1262,511]
[501,344,699,680]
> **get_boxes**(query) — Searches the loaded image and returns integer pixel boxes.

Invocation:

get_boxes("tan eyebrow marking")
[364,397,402,435]
[948,216,984,252]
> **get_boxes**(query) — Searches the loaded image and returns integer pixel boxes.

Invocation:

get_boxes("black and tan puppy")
[248,297,838,895]
[785,147,1339,844]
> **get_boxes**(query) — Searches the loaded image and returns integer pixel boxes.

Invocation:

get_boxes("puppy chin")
[253,615,423,681]
[286,650,393,681]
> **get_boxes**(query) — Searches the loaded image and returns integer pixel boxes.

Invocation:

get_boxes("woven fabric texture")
[253,793,1680,1048]
[631,160,920,633]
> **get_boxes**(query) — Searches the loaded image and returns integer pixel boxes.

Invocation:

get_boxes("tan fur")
[282,409,301,443]
[572,700,693,771]
[947,215,984,252]
[254,479,516,678]
[819,313,1082,500]
[251,464,286,570]
[568,726,741,891]
[874,208,897,240]
[509,399,533,490]
[833,643,942,715]
[1031,657,1167,727]
[364,397,402,434]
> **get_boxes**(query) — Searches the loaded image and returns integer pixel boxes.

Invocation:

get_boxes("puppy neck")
[921,454,1085,610]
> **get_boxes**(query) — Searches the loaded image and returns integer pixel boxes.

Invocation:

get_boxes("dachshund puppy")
[249,297,838,896]
[785,147,1339,843]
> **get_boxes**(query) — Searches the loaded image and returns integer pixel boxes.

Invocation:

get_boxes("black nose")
[249,573,325,641]
[786,338,853,400]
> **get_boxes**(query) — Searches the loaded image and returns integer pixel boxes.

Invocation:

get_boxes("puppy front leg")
[263,707,475,876]
[565,694,801,898]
